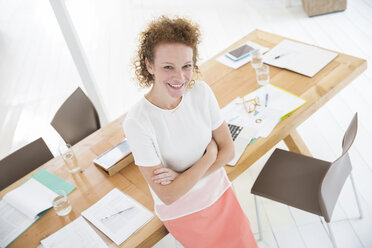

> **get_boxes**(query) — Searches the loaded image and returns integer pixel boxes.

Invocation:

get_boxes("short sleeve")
[203,82,224,130]
[123,118,161,167]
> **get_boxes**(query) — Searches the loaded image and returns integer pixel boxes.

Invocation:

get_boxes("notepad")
[81,188,153,246]
[263,40,338,77]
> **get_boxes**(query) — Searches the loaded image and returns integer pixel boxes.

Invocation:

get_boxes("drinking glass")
[256,64,270,107]
[256,64,270,87]
[58,142,80,173]
[251,51,263,69]
[52,190,72,216]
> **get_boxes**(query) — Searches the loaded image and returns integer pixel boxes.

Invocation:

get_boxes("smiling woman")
[123,16,257,248]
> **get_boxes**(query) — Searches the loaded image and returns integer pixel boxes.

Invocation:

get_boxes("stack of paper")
[263,40,338,77]
[222,84,306,138]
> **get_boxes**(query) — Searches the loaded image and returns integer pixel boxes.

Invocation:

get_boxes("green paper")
[32,169,76,194]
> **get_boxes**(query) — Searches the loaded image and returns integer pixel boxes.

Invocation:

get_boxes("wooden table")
[2,29,366,247]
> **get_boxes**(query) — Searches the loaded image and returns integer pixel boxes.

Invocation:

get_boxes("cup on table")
[52,189,72,216]
[256,64,270,87]
[58,142,80,173]
[251,50,263,70]
[256,64,270,107]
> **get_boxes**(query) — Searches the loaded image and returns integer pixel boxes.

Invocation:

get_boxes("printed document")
[81,188,153,246]
[41,216,108,248]
[263,40,338,77]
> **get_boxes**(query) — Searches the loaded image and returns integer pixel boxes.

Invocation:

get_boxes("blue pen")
[265,93,269,107]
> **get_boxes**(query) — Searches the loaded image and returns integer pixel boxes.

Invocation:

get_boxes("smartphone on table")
[225,43,256,61]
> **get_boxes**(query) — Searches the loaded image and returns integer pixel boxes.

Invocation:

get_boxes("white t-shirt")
[123,81,231,220]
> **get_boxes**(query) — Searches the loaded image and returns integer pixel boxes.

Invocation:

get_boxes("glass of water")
[58,142,80,173]
[256,64,270,87]
[52,190,72,216]
[251,51,263,70]
[256,64,270,107]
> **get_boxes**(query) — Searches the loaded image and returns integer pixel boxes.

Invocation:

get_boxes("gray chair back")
[51,87,100,145]
[319,113,358,222]
[0,138,53,190]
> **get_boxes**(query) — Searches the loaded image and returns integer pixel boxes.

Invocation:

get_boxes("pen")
[274,53,288,60]
[265,93,269,107]
[100,206,134,222]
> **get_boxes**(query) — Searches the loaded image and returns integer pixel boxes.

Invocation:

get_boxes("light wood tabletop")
[2,29,366,247]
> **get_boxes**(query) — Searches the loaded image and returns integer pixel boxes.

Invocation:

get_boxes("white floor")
[1,0,372,247]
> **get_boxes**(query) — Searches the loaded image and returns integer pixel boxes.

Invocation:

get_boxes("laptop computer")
[227,123,257,166]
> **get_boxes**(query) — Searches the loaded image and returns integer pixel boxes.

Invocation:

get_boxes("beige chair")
[251,113,362,248]
[51,87,100,145]
[0,138,53,190]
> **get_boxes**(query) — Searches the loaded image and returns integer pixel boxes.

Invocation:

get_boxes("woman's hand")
[152,168,180,185]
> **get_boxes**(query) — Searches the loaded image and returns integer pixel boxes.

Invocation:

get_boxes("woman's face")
[146,42,194,99]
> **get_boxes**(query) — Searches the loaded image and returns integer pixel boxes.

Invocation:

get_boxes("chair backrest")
[0,138,53,190]
[319,113,358,222]
[51,87,100,145]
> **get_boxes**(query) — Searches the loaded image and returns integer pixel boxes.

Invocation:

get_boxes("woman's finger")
[152,172,170,181]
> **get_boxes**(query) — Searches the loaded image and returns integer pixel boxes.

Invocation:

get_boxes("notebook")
[263,40,338,77]
[227,123,257,166]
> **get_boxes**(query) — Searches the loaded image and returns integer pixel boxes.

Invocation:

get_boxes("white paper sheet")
[0,201,35,248]
[81,188,153,246]
[216,41,269,69]
[41,217,108,248]
[263,40,338,77]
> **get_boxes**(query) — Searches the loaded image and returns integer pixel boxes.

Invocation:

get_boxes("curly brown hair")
[134,16,201,88]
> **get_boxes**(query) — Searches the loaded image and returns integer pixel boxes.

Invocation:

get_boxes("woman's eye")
[183,64,192,69]
[164,66,173,70]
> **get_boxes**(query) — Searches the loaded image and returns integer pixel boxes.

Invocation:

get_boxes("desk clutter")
[41,188,153,247]
[217,39,338,77]
[0,168,153,247]
[0,169,76,247]
[222,84,306,164]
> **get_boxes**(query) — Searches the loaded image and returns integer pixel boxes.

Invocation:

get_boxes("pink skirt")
[163,187,258,248]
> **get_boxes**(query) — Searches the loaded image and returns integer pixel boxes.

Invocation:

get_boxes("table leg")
[283,129,312,157]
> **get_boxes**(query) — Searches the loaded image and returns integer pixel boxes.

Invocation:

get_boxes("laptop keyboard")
[228,124,243,141]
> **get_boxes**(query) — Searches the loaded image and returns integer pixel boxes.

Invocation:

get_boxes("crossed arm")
[137,121,234,205]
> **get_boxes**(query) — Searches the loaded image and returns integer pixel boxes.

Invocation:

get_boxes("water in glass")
[52,191,72,216]
[251,51,263,69]
[62,152,80,173]
[256,64,270,86]
[58,142,80,173]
